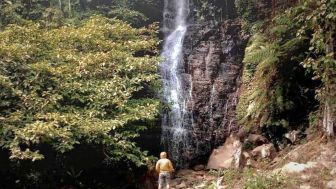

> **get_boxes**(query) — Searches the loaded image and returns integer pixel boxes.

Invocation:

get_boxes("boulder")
[207,134,244,169]
[330,168,336,176]
[242,151,256,167]
[284,130,301,144]
[246,134,269,146]
[251,143,276,159]
[327,180,336,189]
[242,151,250,159]
[281,162,310,174]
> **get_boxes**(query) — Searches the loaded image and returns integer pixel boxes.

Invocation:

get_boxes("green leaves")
[0,16,160,165]
[297,0,336,130]
[237,34,282,128]
[237,0,331,130]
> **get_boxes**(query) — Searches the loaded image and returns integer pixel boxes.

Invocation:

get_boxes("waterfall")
[160,0,191,167]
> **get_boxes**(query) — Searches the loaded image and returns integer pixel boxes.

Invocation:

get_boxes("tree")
[299,0,336,138]
[0,0,163,28]
[0,15,160,166]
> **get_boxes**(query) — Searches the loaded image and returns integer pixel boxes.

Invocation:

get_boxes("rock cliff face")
[172,20,248,166]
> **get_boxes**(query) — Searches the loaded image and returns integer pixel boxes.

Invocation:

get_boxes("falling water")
[160,0,191,167]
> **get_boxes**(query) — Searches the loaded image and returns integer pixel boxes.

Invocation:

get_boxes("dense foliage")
[299,0,336,137]
[236,0,335,139]
[0,15,160,165]
[193,0,237,24]
[0,0,163,27]
[0,0,163,187]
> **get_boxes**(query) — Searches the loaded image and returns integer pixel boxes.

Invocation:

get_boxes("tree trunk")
[323,24,335,138]
[68,0,71,17]
[323,101,334,138]
[272,0,276,17]
[59,0,62,10]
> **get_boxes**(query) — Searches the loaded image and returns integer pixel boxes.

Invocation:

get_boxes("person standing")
[155,152,174,189]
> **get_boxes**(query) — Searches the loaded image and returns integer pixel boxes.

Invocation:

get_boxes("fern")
[237,33,283,128]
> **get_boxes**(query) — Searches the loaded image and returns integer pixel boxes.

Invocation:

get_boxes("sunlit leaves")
[0,16,159,165]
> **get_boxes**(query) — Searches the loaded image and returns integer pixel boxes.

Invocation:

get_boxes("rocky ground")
[168,133,336,189]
